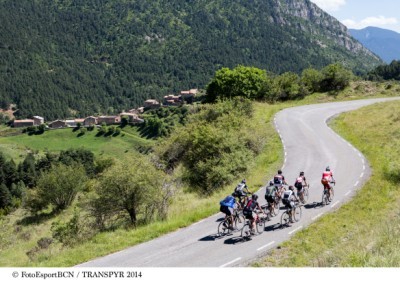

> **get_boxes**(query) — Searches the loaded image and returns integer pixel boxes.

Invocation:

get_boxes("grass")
[1,80,400,266]
[252,99,400,267]
[0,126,154,163]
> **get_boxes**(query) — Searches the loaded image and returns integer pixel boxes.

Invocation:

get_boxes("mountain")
[0,0,382,120]
[349,26,400,64]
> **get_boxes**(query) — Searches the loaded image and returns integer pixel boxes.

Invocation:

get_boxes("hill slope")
[0,0,382,120]
[349,26,400,64]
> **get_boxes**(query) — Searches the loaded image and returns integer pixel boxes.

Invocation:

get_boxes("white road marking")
[220,257,242,267]
[362,159,365,164]
[345,190,352,196]
[285,152,287,157]
[363,165,366,170]
[354,181,359,186]
[288,226,303,235]
[331,201,340,208]
[358,153,362,157]
[257,241,275,251]
[312,213,324,221]
[360,173,364,178]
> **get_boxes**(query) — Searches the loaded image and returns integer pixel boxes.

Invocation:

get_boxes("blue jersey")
[220,196,236,208]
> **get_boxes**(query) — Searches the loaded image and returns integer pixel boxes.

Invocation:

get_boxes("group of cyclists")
[219,167,335,235]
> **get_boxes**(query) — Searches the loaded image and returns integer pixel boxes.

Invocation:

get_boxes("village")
[12,89,198,129]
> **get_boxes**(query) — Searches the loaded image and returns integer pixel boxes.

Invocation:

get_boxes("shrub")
[24,164,87,213]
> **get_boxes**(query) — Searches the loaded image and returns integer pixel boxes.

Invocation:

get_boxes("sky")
[310,0,400,33]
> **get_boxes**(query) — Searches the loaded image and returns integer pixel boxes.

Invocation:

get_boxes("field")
[0,126,154,162]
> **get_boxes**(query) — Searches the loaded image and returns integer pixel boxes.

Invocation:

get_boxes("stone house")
[48,120,66,129]
[97,116,121,125]
[33,116,44,125]
[13,119,34,128]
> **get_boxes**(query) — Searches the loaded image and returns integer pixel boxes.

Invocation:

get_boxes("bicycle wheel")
[241,223,251,238]
[274,196,281,211]
[330,188,335,201]
[302,188,309,204]
[234,214,246,231]
[217,220,231,236]
[294,206,302,222]
[322,191,329,206]
[281,211,290,227]
[256,217,266,234]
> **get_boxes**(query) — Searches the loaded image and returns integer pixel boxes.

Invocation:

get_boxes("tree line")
[206,63,353,102]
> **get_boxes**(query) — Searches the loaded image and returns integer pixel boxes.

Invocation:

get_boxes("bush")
[24,164,87,213]
[88,155,172,227]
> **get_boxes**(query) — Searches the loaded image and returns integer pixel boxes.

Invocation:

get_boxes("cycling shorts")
[220,205,233,216]
[265,195,275,204]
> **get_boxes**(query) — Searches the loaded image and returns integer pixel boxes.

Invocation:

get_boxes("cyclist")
[233,179,251,208]
[243,194,265,235]
[273,170,287,197]
[219,194,239,230]
[282,185,299,225]
[294,171,309,203]
[265,180,279,214]
[321,166,335,201]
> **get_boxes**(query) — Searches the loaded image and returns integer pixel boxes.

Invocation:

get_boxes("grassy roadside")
[253,99,400,267]
[1,81,400,266]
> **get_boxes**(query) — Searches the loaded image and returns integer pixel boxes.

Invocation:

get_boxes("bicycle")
[280,202,302,227]
[322,182,335,206]
[298,184,309,204]
[262,198,279,218]
[217,208,246,236]
[241,210,267,238]
[273,184,287,210]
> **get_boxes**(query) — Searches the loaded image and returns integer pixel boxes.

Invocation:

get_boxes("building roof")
[14,119,34,123]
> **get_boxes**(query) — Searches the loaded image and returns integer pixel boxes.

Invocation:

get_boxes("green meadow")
[0,126,153,163]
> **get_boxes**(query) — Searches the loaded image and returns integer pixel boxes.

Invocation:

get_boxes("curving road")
[78,98,399,267]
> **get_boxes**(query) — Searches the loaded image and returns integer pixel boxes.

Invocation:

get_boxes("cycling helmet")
[269,180,274,186]
[289,185,295,191]
[300,171,304,176]
[252,194,258,201]
[326,166,330,171]
[242,179,246,183]
[278,170,282,174]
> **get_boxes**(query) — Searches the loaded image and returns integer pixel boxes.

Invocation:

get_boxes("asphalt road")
[78,98,399,267]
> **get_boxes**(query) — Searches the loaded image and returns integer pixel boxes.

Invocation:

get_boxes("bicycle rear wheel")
[217,220,231,236]
[302,188,309,204]
[322,190,329,206]
[256,217,266,234]
[234,214,246,231]
[274,196,281,211]
[294,206,302,222]
[281,211,290,227]
[241,223,251,238]
[330,188,335,201]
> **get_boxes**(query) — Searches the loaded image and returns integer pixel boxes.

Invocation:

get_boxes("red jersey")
[322,171,333,180]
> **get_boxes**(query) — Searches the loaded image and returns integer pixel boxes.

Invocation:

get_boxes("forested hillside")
[0,0,382,120]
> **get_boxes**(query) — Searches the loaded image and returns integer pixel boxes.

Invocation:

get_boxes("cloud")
[343,16,398,29]
[310,0,346,12]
